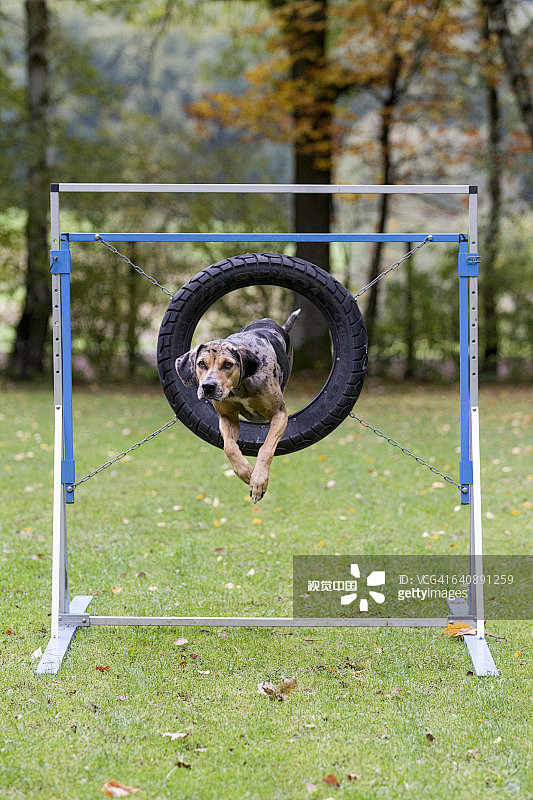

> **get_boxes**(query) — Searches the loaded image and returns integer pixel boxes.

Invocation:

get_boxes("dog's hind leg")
[218,414,253,485]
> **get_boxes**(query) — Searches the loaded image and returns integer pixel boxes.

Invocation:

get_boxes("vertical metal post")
[468,187,485,639]
[50,187,69,636]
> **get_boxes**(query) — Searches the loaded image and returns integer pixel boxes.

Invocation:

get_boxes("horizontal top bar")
[66,232,464,243]
[53,182,473,195]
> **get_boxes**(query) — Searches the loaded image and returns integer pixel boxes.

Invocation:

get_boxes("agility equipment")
[37,183,496,678]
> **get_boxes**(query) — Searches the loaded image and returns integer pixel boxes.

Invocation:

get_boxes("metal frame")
[36,183,497,676]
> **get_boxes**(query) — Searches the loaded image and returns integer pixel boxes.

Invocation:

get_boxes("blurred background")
[0,0,531,386]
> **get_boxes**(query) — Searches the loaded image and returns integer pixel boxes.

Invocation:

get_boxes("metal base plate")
[447,598,498,676]
[464,635,499,676]
[35,595,93,675]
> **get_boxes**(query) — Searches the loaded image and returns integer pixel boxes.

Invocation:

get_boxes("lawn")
[1,381,532,799]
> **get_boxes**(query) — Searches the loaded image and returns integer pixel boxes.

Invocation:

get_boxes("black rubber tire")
[157,253,368,456]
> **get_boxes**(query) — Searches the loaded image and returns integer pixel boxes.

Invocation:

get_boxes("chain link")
[67,417,179,493]
[353,235,433,299]
[349,413,467,493]
[95,234,174,298]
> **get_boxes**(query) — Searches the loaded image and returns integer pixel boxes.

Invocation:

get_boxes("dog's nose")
[201,381,217,398]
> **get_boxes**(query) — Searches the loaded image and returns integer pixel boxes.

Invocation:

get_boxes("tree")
[480,0,533,147]
[189,0,363,369]
[480,1,503,377]
[8,0,51,379]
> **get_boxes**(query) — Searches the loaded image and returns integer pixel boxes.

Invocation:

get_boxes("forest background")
[0,0,531,385]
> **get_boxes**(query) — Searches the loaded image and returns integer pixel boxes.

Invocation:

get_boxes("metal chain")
[95,234,174,298]
[349,413,467,493]
[67,416,178,493]
[354,235,433,299]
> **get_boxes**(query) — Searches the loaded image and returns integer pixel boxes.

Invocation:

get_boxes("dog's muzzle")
[198,381,222,400]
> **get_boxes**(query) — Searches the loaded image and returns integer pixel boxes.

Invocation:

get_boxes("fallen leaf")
[258,680,279,700]
[258,677,297,702]
[426,732,435,743]
[174,637,188,646]
[96,665,110,671]
[31,647,43,660]
[347,773,361,780]
[306,782,318,794]
[101,780,139,797]
[279,677,298,696]
[444,621,477,638]
[111,586,123,594]
[321,774,339,787]
[176,754,191,769]
[493,736,502,744]
[514,649,524,657]
[162,731,189,740]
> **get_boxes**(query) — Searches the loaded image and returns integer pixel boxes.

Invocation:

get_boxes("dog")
[176,309,301,502]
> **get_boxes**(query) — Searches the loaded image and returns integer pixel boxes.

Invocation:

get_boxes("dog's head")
[175,341,261,402]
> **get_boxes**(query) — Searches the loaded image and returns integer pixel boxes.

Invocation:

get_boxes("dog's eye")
[223,361,235,370]
[197,360,207,369]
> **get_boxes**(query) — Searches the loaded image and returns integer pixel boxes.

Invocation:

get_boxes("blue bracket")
[458,252,479,277]
[50,250,72,274]
[460,460,473,503]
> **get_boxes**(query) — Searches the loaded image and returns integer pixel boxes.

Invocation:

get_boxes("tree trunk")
[481,0,533,147]
[9,0,51,379]
[481,9,502,378]
[276,0,332,371]
[363,54,402,348]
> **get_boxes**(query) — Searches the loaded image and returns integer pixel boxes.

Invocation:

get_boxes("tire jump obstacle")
[37,183,497,677]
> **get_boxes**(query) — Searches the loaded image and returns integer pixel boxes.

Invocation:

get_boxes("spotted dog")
[176,310,301,502]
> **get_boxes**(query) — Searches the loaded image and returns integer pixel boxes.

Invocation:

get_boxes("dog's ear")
[237,347,261,382]
[175,346,201,386]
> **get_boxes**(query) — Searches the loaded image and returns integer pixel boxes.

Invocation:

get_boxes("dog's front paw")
[249,466,269,503]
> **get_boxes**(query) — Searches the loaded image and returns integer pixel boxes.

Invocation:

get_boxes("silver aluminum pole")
[468,189,484,639]
[50,187,68,638]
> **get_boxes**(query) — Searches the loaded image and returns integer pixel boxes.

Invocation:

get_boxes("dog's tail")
[282,308,301,332]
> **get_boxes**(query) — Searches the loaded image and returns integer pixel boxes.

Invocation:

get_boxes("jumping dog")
[176,309,300,502]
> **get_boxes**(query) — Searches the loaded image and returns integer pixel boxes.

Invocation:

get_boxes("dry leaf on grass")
[257,677,298,701]
[162,731,189,741]
[306,782,318,794]
[347,773,361,780]
[322,774,340,787]
[444,621,477,637]
[101,780,139,797]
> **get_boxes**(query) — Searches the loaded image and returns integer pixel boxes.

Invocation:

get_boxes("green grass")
[1,382,532,799]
